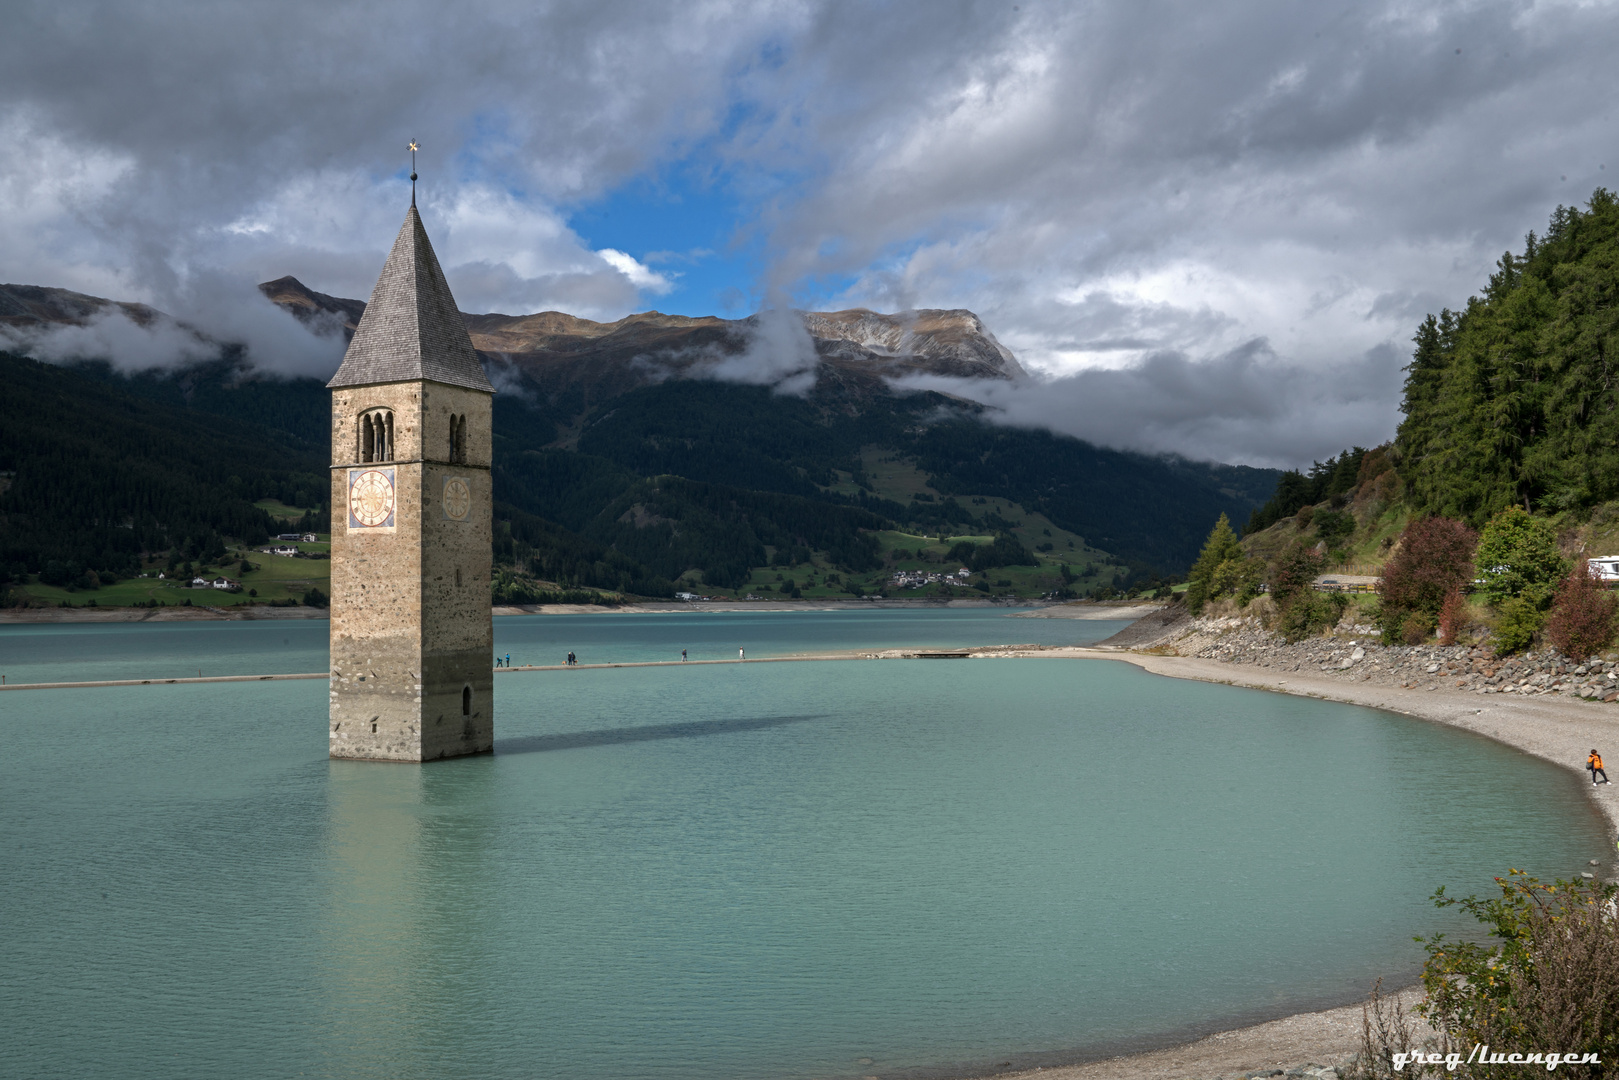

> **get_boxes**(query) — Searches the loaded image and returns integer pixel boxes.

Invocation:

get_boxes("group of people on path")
[499,647,744,666]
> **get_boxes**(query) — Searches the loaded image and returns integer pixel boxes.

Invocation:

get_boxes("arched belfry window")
[358,410,394,463]
[448,414,467,463]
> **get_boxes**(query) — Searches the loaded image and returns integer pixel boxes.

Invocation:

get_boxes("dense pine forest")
[1239,188,1619,541]
[1396,188,1619,523]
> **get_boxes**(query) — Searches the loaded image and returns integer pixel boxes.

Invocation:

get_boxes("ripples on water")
[0,612,1609,1079]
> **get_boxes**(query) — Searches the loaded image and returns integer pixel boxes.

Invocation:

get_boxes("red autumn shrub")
[1437,586,1470,646]
[1376,516,1478,644]
[1545,559,1618,662]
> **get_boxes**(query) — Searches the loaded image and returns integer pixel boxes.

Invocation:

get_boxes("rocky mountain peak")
[800,308,1026,381]
[257,277,1025,388]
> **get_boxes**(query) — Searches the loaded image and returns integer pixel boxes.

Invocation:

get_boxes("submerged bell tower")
[326,198,496,761]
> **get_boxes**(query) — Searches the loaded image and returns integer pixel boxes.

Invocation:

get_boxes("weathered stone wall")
[329,379,494,762]
[419,381,493,759]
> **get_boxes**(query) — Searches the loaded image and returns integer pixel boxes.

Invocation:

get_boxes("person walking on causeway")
[1589,749,1609,785]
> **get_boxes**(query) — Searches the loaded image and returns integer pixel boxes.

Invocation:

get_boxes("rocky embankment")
[1148,615,1619,704]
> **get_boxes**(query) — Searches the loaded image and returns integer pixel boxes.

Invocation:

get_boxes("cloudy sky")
[2,0,1615,467]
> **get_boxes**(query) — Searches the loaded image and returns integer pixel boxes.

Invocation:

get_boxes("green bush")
[1276,590,1349,642]
[1416,871,1619,1078]
[1475,507,1568,608]
[1493,596,1544,653]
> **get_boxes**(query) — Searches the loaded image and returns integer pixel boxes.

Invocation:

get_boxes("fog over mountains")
[4,275,1028,393]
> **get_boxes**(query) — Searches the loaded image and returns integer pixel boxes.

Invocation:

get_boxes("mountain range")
[0,278,1281,600]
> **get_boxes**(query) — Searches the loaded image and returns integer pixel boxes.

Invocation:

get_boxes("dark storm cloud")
[0,1,1614,463]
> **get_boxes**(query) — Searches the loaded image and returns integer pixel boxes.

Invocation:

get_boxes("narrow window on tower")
[448,414,458,462]
[462,686,471,716]
[384,412,395,461]
[456,415,468,463]
[361,414,375,462]
[455,567,462,587]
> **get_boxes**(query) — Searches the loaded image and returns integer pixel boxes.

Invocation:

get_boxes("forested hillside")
[1397,188,1619,523]
[0,351,327,582]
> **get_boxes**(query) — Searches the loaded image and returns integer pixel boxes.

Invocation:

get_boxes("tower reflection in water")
[318,757,503,1079]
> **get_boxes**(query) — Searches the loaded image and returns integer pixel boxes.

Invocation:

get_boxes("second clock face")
[442,477,472,522]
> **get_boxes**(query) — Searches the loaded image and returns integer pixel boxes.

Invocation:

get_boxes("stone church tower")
[326,204,496,761]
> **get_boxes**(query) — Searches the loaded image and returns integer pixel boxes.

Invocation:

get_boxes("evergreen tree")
[1186,514,1244,614]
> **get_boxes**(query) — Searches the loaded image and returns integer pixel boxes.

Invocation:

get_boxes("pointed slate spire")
[327,206,495,393]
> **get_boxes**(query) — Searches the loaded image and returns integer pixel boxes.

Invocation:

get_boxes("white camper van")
[1587,556,1619,583]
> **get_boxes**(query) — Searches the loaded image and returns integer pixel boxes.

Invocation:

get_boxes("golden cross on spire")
[409,140,419,205]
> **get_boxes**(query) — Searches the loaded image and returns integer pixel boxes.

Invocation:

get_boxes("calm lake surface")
[1,611,1610,1080]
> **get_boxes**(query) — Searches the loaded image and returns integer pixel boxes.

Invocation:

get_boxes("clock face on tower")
[348,468,396,529]
[442,476,472,521]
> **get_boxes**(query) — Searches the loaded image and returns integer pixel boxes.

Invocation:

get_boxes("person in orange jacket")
[1589,749,1609,785]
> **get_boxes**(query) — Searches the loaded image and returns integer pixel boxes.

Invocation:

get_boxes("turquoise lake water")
[1,611,1611,1080]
